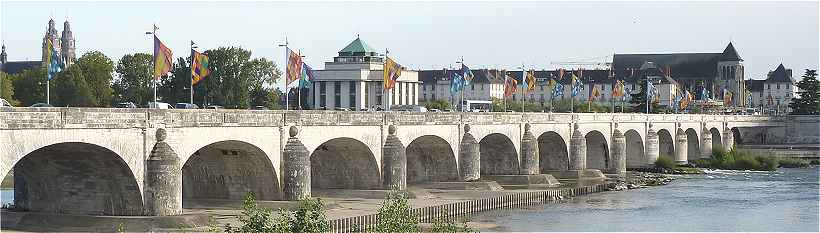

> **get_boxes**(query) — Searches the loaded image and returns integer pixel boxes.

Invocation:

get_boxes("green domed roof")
[339,37,378,56]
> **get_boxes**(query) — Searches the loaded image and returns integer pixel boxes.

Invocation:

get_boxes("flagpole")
[46,79,50,105]
[298,49,302,110]
[150,24,158,105]
[278,37,289,110]
[190,41,195,105]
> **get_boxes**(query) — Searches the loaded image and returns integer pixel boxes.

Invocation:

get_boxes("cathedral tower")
[61,20,76,67]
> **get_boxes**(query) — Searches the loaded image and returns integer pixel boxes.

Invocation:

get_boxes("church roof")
[721,42,742,61]
[766,63,794,83]
[1,61,42,74]
[339,37,378,55]
[745,79,765,92]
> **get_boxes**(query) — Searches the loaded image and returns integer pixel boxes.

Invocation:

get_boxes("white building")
[418,69,505,105]
[309,37,419,110]
[746,63,798,113]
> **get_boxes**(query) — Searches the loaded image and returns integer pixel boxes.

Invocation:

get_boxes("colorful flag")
[300,62,316,88]
[647,80,656,102]
[524,70,536,93]
[461,64,474,85]
[191,49,210,85]
[45,39,63,80]
[589,84,601,102]
[153,35,174,80]
[571,73,583,97]
[286,48,302,86]
[553,82,564,97]
[723,89,733,106]
[623,87,631,101]
[558,68,565,80]
[547,78,557,89]
[450,71,464,94]
[504,72,518,97]
[612,80,625,98]
[383,57,402,91]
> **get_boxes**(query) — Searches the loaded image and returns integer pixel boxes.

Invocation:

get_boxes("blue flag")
[461,64,474,86]
[450,72,464,93]
[553,83,564,97]
[299,62,315,88]
[623,87,631,101]
[46,39,63,80]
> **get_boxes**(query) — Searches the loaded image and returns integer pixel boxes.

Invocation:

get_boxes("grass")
[778,158,810,168]
[690,148,780,171]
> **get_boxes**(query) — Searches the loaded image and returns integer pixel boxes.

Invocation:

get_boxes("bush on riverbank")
[811,160,820,165]
[779,158,810,168]
[224,192,329,233]
[692,148,778,171]
[654,156,677,169]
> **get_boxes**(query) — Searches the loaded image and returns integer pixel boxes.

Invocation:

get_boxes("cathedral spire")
[61,20,75,67]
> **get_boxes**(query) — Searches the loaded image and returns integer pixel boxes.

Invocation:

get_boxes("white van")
[148,102,173,109]
[0,98,12,107]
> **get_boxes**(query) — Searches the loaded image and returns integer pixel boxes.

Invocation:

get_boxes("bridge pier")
[645,128,660,165]
[609,129,626,176]
[675,129,688,164]
[145,129,182,216]
[382,125,407,190]
[569,125,586,171]
[519,123,539,175]
[722,127,735,151]
[283,126,311,201]
[459,124,480,181]
[701,128,713,159]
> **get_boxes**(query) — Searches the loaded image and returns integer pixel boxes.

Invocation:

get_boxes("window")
[319,82,326,108]
[471,84,475,90]
[334,81,341,108]
[481,84,484,90]
[398,82,403,105]
[364,83,370,108]
[349,81,356,108]
[777,83,780,89]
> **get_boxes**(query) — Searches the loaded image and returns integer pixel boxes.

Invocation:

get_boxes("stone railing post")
[145,128,182,216]
[382,125,407,190]
[520,123,539,175]
[459,124,480,181]
[645,126,659,166]
[674,128,688,164]
[283,126,311,201]
[701,128,713,159]
[609,128,626,176]
[569,124,587,170]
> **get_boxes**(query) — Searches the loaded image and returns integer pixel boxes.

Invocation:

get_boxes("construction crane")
[550,54,613,69]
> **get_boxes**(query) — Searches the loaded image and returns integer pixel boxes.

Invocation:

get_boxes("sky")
[1,1,818,83]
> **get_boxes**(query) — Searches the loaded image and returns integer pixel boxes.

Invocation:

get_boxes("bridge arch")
[625,129,645,168]
[710,128,723,150]
[479,133,520,175]
[657,129,675,159]
[182,140,280,202]
[405,135,458,184]
[685,128,700,161]
[7,142,143,215]
[310,137,380,190]
[538,131,569,172]
[731,127,742,146]
[585,130,610,171]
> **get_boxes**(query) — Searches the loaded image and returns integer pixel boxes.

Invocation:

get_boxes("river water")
[472,167,819,232]
[2,168,817,232]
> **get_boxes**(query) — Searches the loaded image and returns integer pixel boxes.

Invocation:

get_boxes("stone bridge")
[1,108,815,216]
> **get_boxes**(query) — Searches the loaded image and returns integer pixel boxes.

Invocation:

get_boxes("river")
[471,167,819,232]
[2,168,817,231]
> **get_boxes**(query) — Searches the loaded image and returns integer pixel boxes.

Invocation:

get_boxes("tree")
[12,67,47,106]
[789,69,820,115]
[159,57,192,105]
[76,51,115,107]
[424,99,452,111]
[113,53,153,106]
[199,47,282,109]
[629,80,657,113]
[51,65,96,107]
[1,71,20,106]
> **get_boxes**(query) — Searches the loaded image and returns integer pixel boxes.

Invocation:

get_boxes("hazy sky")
[2,1,818,82]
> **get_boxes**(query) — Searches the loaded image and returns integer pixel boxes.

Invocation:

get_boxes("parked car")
[204,105,223,109]
[116,102,137,108]
[0,98,13,107]
[148,102,173,109]
[30,103,53,107]
[334,107,351,111]
[175,103,199,109]
[251,106,269,110]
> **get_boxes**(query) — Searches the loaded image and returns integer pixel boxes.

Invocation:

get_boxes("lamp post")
[278,38,289,110]
[145,25,159,106]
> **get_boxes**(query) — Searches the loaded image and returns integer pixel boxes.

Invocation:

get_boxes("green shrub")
[755,156,779,171]
[779,158,809,168]
[690,159,711,168]
[225,192,329,233]
[654,156,677,169]
[734,156,761,170]
[290,198,330,233]
[431,217,475,233]
[373,188,419,233]
[811,160,820,165]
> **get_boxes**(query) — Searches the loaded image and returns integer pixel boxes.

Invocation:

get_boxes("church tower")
[1,44,7,64]
[61,20,76,67]
[717,42,745,106]
[41,19,61,65]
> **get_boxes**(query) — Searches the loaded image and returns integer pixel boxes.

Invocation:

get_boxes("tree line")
[1,47,284,109]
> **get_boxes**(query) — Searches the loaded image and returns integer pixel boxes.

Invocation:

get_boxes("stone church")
[1,19,76,74]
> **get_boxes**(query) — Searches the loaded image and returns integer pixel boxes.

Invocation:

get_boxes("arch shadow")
[10,142,143,215]
[625,130,645,168]
[537,131,569,172]
[479,133,519,175]
[310,137,380,189]
[406,135,458,184]
[731,127,742,146]
[710,128,723,150]
[585,131,609,171]
[657,129,675,159]
[685,129,700,161]
[183,140,280,202]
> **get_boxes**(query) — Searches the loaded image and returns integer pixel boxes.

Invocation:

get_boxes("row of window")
[315,81,417,108]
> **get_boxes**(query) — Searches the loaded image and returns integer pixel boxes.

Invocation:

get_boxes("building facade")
[1,19,76,74]
[309,37,419,110]
[418,69,505,105]
[746,63,798,113]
